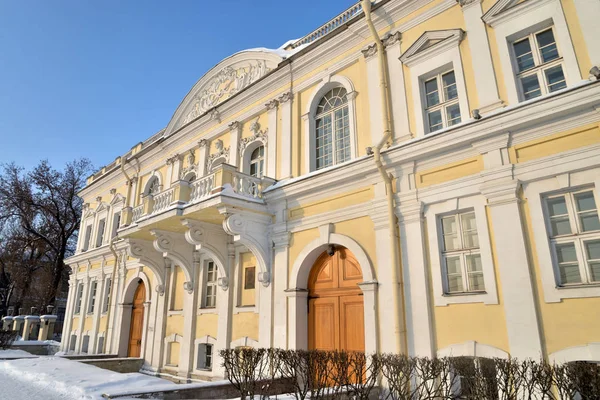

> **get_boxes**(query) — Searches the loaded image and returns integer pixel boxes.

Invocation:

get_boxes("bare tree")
[0,159,92,312]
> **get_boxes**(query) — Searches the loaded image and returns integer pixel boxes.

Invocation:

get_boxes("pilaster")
[278,91,293,179]
[285,289,308,350]
[229,121,241,168]
[363,44,384,145]
[383,32,412,142]
[76,275,90,353]
[460,0,503,113]
[272,231,290,349]
[265,99,278,178]
[151,261,170,370]
[197,139,210,177]
[61,278,77,351]
[572,0,600,68]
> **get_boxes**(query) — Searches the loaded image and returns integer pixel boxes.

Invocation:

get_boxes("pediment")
[482,0,536,26]
[109,193,125,205]
[95,202,109,214]
[164,50,284,137]
[400,29,464,67]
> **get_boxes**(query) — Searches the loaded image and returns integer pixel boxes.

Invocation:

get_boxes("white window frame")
[544,188,600,285]
[524,171,600,302]
[81,223,93,252]
[487,0,581,105]
[87,280,98,314]
[194,335,217,371]
[95,218,106,248]
[422,70,462,133]
[510,26,567,101]
[202,260,217,309]
[241,141,267,178]
[249,145,265,178]
[439,211,485,294]
[303,75,358,173]
[401,29,470,138]
[102,277,112,314]
[74,282,84,315]
[426,196,499,305]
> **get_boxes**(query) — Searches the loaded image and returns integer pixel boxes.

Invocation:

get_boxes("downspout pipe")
[361,0,407,355]
[103,155,133,354]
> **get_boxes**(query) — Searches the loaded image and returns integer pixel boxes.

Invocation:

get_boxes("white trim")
[425,196,499,306]
[402,30,470,138]
[193,335,217,371]
[490,0,581,105]
[437,340,509,359]
[523,169,600,302]
[163,333,183,368]
[303,75,358,173]
[549,343,600,364]
[230,336,258,349]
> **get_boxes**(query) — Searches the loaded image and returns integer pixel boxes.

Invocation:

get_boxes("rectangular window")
[82,225,92,252]
[423,70,461,133]
[512,27,566,101]
[111,212,121,239]
[88,281,98,313]
[96,219,106,248]
[74,283,83,314]
[545,189,600,286]
[197,343,213,370]
[440,211,485,294]
[102,277,112,313]
[244,266,256,290]
[203,261,217,308]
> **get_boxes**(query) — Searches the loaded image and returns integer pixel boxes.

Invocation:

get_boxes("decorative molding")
[382,31,401,48]
[206,144,230,172]
[278,91,293,104]
[399,29,464,67]
[165,153,180,166]
[361,43,378,59]
[179,150,198,180]
[155,284,165,296]
[239,120,268,157]
[458,0,481,9]
[180,60,272,127]
[209,109,221,123]
[198,139,209,148]
[265,99,279,111]
[228,121,240,132]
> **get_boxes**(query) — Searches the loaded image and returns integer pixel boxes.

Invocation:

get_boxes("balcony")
[126,163,275,225]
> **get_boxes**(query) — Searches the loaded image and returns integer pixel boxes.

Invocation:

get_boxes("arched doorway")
[128,281,145,357]
[308,246,365,352]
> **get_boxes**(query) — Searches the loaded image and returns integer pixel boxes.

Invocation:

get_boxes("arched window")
[315,87,351,170]
[249,146,264,178]
[146,176,160,196]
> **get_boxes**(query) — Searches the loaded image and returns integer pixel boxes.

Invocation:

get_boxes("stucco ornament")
[182,61,270,125]
[239,119,268,157]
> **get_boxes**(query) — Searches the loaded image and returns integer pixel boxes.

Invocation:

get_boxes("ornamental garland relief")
[181,60,271,126]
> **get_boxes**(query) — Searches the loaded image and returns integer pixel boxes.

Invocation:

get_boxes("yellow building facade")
[63,0,600,381]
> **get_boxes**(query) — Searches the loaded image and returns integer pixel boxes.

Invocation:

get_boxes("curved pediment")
[164,50,284,137]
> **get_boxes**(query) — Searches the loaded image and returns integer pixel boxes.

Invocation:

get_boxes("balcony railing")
[127,164,275,224]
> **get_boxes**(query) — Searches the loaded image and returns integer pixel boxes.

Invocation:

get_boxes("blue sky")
[0,1,356,170]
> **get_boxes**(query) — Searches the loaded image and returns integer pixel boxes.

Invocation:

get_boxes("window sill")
[167,310,183,316]
[443,291,487,297]
[556,283,600,290]
[197,308,217,316]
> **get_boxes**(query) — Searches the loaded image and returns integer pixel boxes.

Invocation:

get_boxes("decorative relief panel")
[206,139,230,171]
[180,61,271,127]
[239,119,268,157]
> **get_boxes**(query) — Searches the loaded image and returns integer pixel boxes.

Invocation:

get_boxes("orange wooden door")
[128,282,145,357]
[308,248,364,352]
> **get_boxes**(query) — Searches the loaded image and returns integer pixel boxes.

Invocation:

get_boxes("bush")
[0,329,17,350]
[220,348,600,400]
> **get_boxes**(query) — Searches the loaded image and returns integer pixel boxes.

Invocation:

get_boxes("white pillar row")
[110,259,127,354]
[213,244,234,378]
[397,199,434,357]
[272,232,290,349]
[572,0,600,68]
[60,278,77,352]
[265,99,279,179]
[363,44,384,146]
[229,121,241,168]
[383,32,412,142]
[278,91,293,179]
[151,262,170,370]
[90,270,106,354]
[285,289,308,350]
[481,180,543,359]
[76,275,90,353]
[461,0,503,113]
[197,139,210,177]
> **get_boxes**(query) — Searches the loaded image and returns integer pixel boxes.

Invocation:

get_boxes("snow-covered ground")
[0,355,177,399]
[0,349,38,359]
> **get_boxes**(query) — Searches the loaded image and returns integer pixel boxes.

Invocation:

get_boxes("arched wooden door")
[128,281,145,357]
[308,247,365,352]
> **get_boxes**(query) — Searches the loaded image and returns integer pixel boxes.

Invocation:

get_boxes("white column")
[212,249,233,378]
[383,32,412,142]
[278,92,293,179]
[151,263,170,369]
[285,289,308,350]
[76,276,90,353]
[398,199,434,357]
[90,272,105,353]
[178,269,197,378]
[197,140,210,177]
[572,0,600,68]
[272,232,290,349]
[265,99,279,178]
[482,180,543,358]
[110,261,127,354]
[363,44,384,145]
[60,278,77,352]
[461,0,503,113]
[229,122,241,168]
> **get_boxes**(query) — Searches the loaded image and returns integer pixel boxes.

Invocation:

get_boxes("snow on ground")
[0,348,38,359]
[0,356,177,399]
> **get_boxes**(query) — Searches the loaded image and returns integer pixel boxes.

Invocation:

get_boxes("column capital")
[265,99,279,111]
[198,139,209,148]
[228,121,241,132]
[272,232,291,249]
[481,179,521,206]
[458,0,481,9]
[278,91,293,104]
[383,31,401,48]
[361,43,378,59]
[397,200,424,224]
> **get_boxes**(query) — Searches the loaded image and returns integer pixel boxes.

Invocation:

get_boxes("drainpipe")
[103,155,134,354]
[362,0,407,355]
